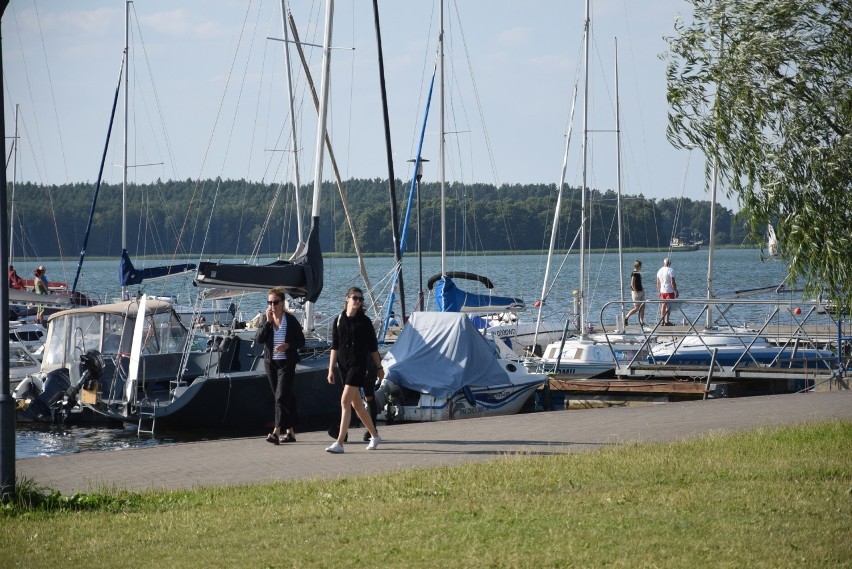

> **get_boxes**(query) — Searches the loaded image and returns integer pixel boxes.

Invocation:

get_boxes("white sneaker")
[366,434,382,450]
[325,442,344,454]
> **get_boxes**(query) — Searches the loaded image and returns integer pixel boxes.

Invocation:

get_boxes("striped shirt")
[272,318,287,361]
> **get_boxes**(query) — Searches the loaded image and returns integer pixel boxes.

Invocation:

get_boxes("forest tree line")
[7,178,753,260]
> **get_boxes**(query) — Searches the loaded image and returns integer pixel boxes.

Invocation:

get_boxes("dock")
[15,390,852,495]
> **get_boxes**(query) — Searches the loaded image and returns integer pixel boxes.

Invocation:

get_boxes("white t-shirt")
[656,266,676,294]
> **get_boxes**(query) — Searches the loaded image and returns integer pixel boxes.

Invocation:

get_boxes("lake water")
[13,248,791,458]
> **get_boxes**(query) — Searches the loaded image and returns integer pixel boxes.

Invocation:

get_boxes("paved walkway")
[16,390,852,495]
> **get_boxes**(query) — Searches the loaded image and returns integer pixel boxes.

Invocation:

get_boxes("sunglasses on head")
[267,299,282,306]
[349,296,363,302]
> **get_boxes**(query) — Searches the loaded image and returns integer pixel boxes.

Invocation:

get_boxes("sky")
[2,0,736,210]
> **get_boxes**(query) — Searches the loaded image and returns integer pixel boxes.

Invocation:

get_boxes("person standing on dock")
[257,287,305,445]
[326,286,384,454]
[624,260,646,327]
[656,258,678,326]
[33,265,50,324]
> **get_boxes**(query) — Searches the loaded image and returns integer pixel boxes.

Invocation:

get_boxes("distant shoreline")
[15,244,758,263]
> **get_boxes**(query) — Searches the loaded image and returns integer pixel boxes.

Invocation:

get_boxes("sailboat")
[767,223,780,258]
[375,1,547,423]
[14,1,342,431]
[670,227,704,251]
[66,2,196,305]
[536,7,652,378]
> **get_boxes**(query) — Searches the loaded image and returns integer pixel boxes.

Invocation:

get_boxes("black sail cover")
[194,217,323,302]
[120,250,197,286]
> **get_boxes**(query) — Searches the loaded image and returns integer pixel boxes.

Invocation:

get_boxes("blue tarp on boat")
[433,275,524,313]
[384,311,510,399]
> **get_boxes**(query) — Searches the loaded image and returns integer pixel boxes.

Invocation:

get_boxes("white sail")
[767,224,779,257]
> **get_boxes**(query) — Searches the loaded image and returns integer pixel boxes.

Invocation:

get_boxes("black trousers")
[267,359,297,430]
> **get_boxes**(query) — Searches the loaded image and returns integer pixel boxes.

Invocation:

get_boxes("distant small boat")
[767,223,780,257]
[670,227,704,251]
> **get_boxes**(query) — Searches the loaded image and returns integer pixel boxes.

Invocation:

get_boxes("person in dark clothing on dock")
[624,259,646,326]
[326,286,383,454]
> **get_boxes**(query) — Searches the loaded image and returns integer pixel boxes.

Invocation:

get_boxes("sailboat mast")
[8,104,17,262]
[706,30,725,329]
[532,80,578,350]
[615,38,625,326]
[279,0,303,246]
[580,0,590,336]
[121,0,130,299]
[439,0,446,277]
[705,156,718,328]
[305,0,334,329]
[311,2,333,218]
[371,0,406,321]
[287,13,377,312]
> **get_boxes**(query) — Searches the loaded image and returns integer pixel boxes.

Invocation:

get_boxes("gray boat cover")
[384,311,509,399]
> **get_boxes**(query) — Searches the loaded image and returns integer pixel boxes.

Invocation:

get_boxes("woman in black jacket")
[256,287,305,445]
[325,287,384,453]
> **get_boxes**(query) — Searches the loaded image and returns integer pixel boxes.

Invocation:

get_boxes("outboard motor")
[15,368,72,422]
[374,378,404,424]
[79,350,105,385]
[60,350,105,413]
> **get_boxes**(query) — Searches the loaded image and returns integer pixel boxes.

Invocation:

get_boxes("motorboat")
[537,332,651,377]
[8,341,41,389]
[13,296,339,430]
[8,321,46,360]
[374,312,546,423]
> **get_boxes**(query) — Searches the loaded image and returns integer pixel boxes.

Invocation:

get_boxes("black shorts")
[342,365,369,388]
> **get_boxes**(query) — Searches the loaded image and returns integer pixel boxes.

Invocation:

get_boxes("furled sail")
[119,250,197,287]
[193,217,323,302]
[432,274,524,313]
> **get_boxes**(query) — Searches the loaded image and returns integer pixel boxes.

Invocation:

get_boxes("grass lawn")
[2,420,850,568]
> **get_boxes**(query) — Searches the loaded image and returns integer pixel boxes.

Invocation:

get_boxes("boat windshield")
[41,309,191,369]
[141,311,189,355]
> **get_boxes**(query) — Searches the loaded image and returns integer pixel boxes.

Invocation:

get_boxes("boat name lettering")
[490,327,517,338]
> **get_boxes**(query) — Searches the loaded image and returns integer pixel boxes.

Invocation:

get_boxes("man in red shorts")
[656,257,678,326]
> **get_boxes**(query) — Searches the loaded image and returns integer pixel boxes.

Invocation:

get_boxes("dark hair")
[345,286,366,314]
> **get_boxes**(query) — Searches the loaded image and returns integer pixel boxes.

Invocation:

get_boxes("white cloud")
[497,27,532,47]
[139,9,229,41]
[57,7,118,37]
